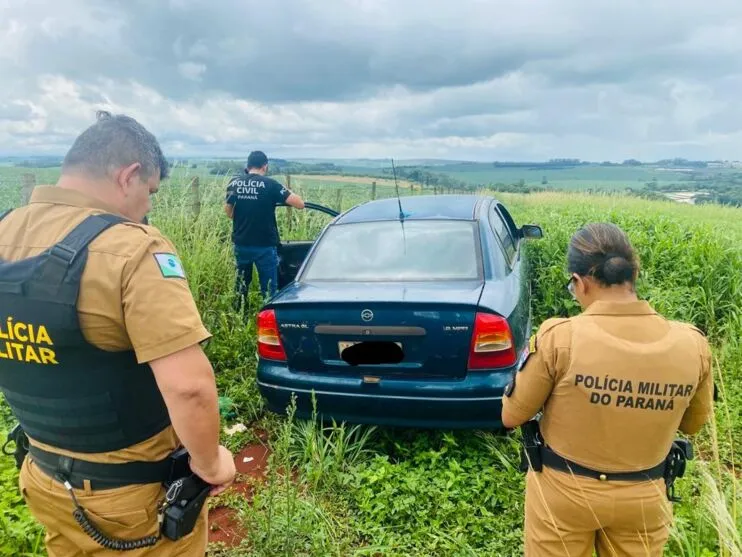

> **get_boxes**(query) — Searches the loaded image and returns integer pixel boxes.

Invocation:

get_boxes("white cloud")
[178,62,207,82]
[1,0,742,160]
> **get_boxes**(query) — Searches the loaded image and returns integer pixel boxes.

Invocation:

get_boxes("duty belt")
[5,428,208,550]
[518,418,693,502]
[28,444,175,490]
[541,445,666,482]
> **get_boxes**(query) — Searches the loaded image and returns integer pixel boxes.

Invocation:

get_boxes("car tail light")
[467,312,516,370]
[257,309,287,361]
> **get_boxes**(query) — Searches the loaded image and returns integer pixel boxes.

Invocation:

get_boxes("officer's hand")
[190,445,237,496]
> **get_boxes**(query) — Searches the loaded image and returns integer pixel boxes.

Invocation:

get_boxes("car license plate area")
[338,341,403,352]
[338,340,404,366]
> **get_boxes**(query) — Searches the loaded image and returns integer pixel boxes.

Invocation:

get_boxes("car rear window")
[301,220,481,281]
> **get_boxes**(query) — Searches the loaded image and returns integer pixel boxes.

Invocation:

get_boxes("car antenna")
[391,157,406,222]
[391,157,408,253]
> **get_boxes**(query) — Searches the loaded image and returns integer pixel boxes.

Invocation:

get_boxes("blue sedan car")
[256,194,543,429]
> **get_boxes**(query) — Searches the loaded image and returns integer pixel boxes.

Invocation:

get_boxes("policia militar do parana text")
[502,222,714,557]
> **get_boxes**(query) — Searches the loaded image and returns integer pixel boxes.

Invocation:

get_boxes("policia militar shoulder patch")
[153,253,186,279]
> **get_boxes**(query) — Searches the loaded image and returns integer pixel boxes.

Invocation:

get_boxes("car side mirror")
[521,224,543,239]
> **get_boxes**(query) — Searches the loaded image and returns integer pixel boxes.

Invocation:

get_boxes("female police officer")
[501,222,714,556]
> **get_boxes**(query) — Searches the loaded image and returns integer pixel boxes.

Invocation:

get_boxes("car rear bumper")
[256,361,512,429]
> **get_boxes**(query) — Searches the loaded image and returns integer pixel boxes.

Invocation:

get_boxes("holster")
[161,474,211,541]
[160,447,211,541]
[518,419,543,472]
[2,423,29,469]
[663,438,693,502]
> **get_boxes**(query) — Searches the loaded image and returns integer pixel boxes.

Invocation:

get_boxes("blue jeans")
[233,245,279,310]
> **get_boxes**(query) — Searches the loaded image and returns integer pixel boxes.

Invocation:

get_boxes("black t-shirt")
[225,172,291,247]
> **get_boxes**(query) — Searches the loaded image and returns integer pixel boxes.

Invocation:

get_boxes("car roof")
[334,194,494,224]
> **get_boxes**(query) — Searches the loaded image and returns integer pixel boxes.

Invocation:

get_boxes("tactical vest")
[0,210,171,454]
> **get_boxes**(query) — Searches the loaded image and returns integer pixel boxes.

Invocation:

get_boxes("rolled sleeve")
[121,233,211,363]
[502,319,567,423]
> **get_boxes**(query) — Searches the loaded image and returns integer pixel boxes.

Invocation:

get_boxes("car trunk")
[270,280,484,378]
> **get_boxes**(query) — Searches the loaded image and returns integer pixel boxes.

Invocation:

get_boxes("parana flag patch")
[518,334,537,371]
[154,253,186,279]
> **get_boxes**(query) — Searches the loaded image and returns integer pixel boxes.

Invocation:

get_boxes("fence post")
[22,173,36,204]
[285,174,293,231]
[189,176,201,217]
[410,182,414,195]
[335,189,343,212]
[371,181,377,200]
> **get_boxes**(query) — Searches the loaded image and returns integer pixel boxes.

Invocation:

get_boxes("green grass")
[0,444,45,557]
[1,171,741,556]
[420,162,740,192]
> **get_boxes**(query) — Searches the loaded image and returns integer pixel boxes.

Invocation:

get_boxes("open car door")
[276,201,339,289]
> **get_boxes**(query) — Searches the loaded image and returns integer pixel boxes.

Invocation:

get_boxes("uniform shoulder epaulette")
[94,220,162,255]
[538,317,571,336]
[119,220,159,237]
[675,321,706,338]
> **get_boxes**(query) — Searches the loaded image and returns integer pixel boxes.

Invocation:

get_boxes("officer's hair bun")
[567,223,640,286]
[598,253,635,285]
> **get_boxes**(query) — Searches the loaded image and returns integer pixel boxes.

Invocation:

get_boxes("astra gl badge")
[361,309,374,322]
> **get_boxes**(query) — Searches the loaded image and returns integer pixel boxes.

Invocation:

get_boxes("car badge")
[361,309,374,322]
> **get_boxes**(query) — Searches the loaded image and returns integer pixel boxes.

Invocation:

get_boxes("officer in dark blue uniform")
[224,150,305,312]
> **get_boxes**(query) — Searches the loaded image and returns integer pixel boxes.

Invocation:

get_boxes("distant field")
[325,161,727,192]
[289,173,419,190]
[431,164,684,190]
[2,161,725,202]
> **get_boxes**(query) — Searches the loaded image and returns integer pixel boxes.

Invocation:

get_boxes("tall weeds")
[2,174,740,556]
[149,179,742,556]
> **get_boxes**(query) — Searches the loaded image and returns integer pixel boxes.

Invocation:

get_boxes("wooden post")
[371,181,377,200]
[410,182,414,194]
[335,189,343,212]
[285,174,293,231]
[21,173,36,204]
[189,176,201,217]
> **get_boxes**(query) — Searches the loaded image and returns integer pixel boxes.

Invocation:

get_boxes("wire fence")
[0,168,456,215]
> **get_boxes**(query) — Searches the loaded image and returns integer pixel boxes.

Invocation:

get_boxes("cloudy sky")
[1,0,742,162]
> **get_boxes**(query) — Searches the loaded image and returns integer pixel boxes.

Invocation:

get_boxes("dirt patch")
[207,442,272,547]
[234,443,270,479]
[209,506,247,548]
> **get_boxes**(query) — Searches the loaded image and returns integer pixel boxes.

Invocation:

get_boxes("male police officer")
[224,150,304,312]
[0,111,236,556]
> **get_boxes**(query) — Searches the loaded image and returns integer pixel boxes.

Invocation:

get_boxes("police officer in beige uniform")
[0,111,236,555]
[501,222,714,557]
